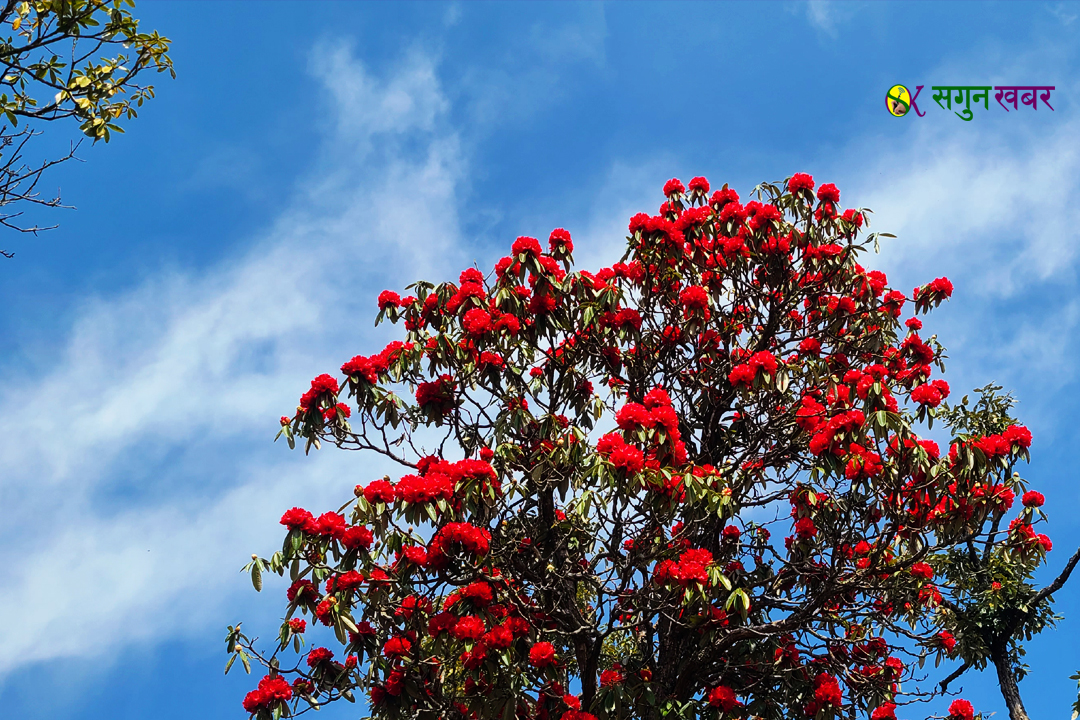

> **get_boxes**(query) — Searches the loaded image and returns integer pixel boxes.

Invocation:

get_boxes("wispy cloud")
[454,6,608,134]
[805,0,839,36]
[0,43,466,674]
[851,117,1080,296]
[1047,2,1078,26]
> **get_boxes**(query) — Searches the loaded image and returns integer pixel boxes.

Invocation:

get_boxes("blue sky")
[0,1,1078,718]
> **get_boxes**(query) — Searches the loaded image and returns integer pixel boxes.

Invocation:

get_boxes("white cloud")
[0,44,467,673]
[805,0,839,36]
[849,117,1080,296]
[1047,3,1078,25]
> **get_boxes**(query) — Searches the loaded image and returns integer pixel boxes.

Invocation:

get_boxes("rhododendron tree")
[226,175,1079,720]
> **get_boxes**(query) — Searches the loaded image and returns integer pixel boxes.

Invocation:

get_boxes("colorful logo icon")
[887,84,912,117]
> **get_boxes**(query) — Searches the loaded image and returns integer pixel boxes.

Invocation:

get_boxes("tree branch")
[940,661,971,692]
[1034,544,1080,604]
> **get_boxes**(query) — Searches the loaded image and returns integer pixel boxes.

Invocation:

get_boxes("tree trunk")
[991,645,1031,720]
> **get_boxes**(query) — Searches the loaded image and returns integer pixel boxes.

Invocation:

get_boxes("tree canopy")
[0,0,172,246]
[228,173,1078,720]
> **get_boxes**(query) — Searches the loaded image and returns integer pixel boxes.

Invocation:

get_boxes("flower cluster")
[242,675,293,714]
[653,547,714,588]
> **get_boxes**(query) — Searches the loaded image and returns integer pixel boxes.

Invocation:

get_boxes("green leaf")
[251,563,262,592]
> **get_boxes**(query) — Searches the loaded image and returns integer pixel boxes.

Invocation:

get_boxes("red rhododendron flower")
[280,507,316,533]
[307,646,334,667]
[288,618,306,634]
[315,511,347,539]
[395,473,453,505]
[377,290,401,310]
[910,382,944,407]
[362,478,396,505]
[610,444,645,475]
[910,562,934,581]
[798,337,821,356]
[813,672,842,706]
[329,570,364,593]
[341,354,378,384]
[658,547,714,587]
[1004,424,1032,448]
[549,228,573,253]
[707,685,740,711]
[651,404,678,433]
[299,373,339,412]
[314,596,336,625]
[795,517,817,539]
[562,712,598,720]
[817,183,840,203]
[948,699,975,720]
[600,668,624,687]
[706,188,737,210]
[286,578,317,604]
[662,178,685,196]
[483,625,514,649]
[688,176,710,193]
[788,173,815,194]
[841,208,864,227]
[679,285,709,313]
[615,402,653,430]
[383,636,412,657]
[974,434,1011,458]
[462,308,492,336]
[927,276,954,297]
[493,313,520,336]
[459,268,483,285]
[321,402,350,422]
[728,363,756,388]
[1022,490,1044,507]
[870,703,897,720]
[529,641,557,667]
[511,235,542,258]
[341,525,373,550]
[596,432,625,457]
[416,374,456,416]
[427,522,491,568]
[396,545,426,568]
[750,351,778,375]
[242,675,293,713]
[427,612,456,638]
[241,690,263,713]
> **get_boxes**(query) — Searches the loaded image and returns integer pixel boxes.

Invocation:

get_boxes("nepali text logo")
[886,84,1055,121]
